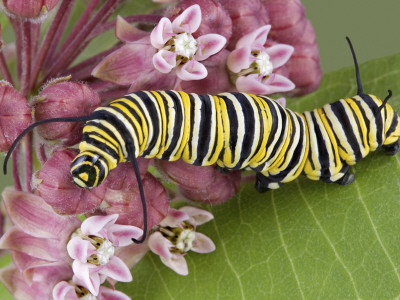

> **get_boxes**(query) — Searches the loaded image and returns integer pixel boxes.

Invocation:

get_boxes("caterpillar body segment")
[70,90,400,193]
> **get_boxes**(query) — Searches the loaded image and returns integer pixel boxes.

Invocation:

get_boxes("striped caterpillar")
[4,38,400,243]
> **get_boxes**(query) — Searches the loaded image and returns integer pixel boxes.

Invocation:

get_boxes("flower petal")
[152,49,177,73]
[176,60,207,80]
[236,25,271,50]
[67,237,94,262]
[192,232,216,253]
[236,73,295,95]
[160,208,189,227]
[108,224,143,247]
[195,34,226,61]
[92,37,156,85]
[2,188,81,240]
[266,44,294,69]
[116,15,148,43]
[72,260,101,296]
[150,17,173,49]
[81,214,118,236]
[99,256,132,282]
[98,286,131,300]
[160,255,188,276]
[226,46,252,73]
[275,97,286,107]
[179,206,214,225]
[52,281,76,300]
[0,227,70,262]
[148,232,173,259]
[172,4,201,33]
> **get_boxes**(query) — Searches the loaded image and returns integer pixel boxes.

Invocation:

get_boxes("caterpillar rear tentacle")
[3,38,400,242]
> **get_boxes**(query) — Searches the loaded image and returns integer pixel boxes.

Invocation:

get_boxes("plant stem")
[25,132,33,193]
[30,0,74,91]
[44,0,121,80]
[20,21,31,96]
[0,51,13,84]
[65,44,121,80]
[12,147,22,192]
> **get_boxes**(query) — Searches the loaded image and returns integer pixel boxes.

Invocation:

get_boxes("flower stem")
[60,0,100,50]
[44,0,121,81]
[42,0,75,70]
[25,132,33,193]
[29,0,74,91]
[65,44,121,80]
[12,147,22,192]
[10,18,22,83]
[0,51,13,84]
[20,21,32,96]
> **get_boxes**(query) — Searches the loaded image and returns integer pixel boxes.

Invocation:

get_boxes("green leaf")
[118,52,400,299]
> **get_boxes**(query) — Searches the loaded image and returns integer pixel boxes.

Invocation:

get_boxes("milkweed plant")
[0,0,320,298]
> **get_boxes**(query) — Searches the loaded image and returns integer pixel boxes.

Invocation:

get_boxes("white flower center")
[80,293,97,300]
[174,32,198,58]
[96,240,115,265]
[176,229,196,252]
[256,51,273,76]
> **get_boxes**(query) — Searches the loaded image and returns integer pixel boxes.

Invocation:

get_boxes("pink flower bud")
[0,81,32,152]
[2,0,59,18]
[262,0,306,45]
[37,149,106,214]
[99,162,169,232]
[33,81,101,146]
[157,160,241,204]
[171,0,232,42]
[287,20,322,96]
[219,0,269,50]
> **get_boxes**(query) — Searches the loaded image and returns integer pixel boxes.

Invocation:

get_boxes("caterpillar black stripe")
[4,37,400,243]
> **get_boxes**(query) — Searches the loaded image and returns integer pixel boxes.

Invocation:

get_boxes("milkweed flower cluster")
[0,0,320,298]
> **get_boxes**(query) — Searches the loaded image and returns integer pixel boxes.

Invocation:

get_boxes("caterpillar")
[3,37,400,243]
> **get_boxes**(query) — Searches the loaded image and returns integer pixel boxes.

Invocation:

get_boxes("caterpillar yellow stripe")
[70,88,400,192]
[4,37,400,243]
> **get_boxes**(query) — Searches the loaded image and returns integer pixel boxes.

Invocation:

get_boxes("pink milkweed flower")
[148,206,215,276]
[0,264,72,300]
[227,25,295,95]
[53,275,130,300]
[67,214,142,296]
[150,4,227,80]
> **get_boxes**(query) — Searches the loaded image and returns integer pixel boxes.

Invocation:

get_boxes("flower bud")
[157,159,241,204]
[36,149,106,214]
[33,81,101,146]
[171,0,232,42]
[0,81,31,152]
[287,20,322,96]
[262,0,306,44]
[2,0,59,18]
[100,164,169,232]
[219,0,269,50]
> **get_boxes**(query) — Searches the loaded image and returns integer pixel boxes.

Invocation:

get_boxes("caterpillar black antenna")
[3,112,104,175]
[127,143,148,244]
[346,36,364,95]
[376,89,393,115]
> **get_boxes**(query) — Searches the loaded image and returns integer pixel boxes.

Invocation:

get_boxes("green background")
[1,0,400,299]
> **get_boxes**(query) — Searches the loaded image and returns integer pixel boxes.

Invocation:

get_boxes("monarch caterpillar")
[3,38,400,243]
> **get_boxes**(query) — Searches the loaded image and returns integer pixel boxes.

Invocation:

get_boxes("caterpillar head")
[70,151,109,188]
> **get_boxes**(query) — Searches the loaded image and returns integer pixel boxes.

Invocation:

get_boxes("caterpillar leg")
[254,173,283,193]
[216,165,231,174]
[335,172,355,186]
[383,141,400,156]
